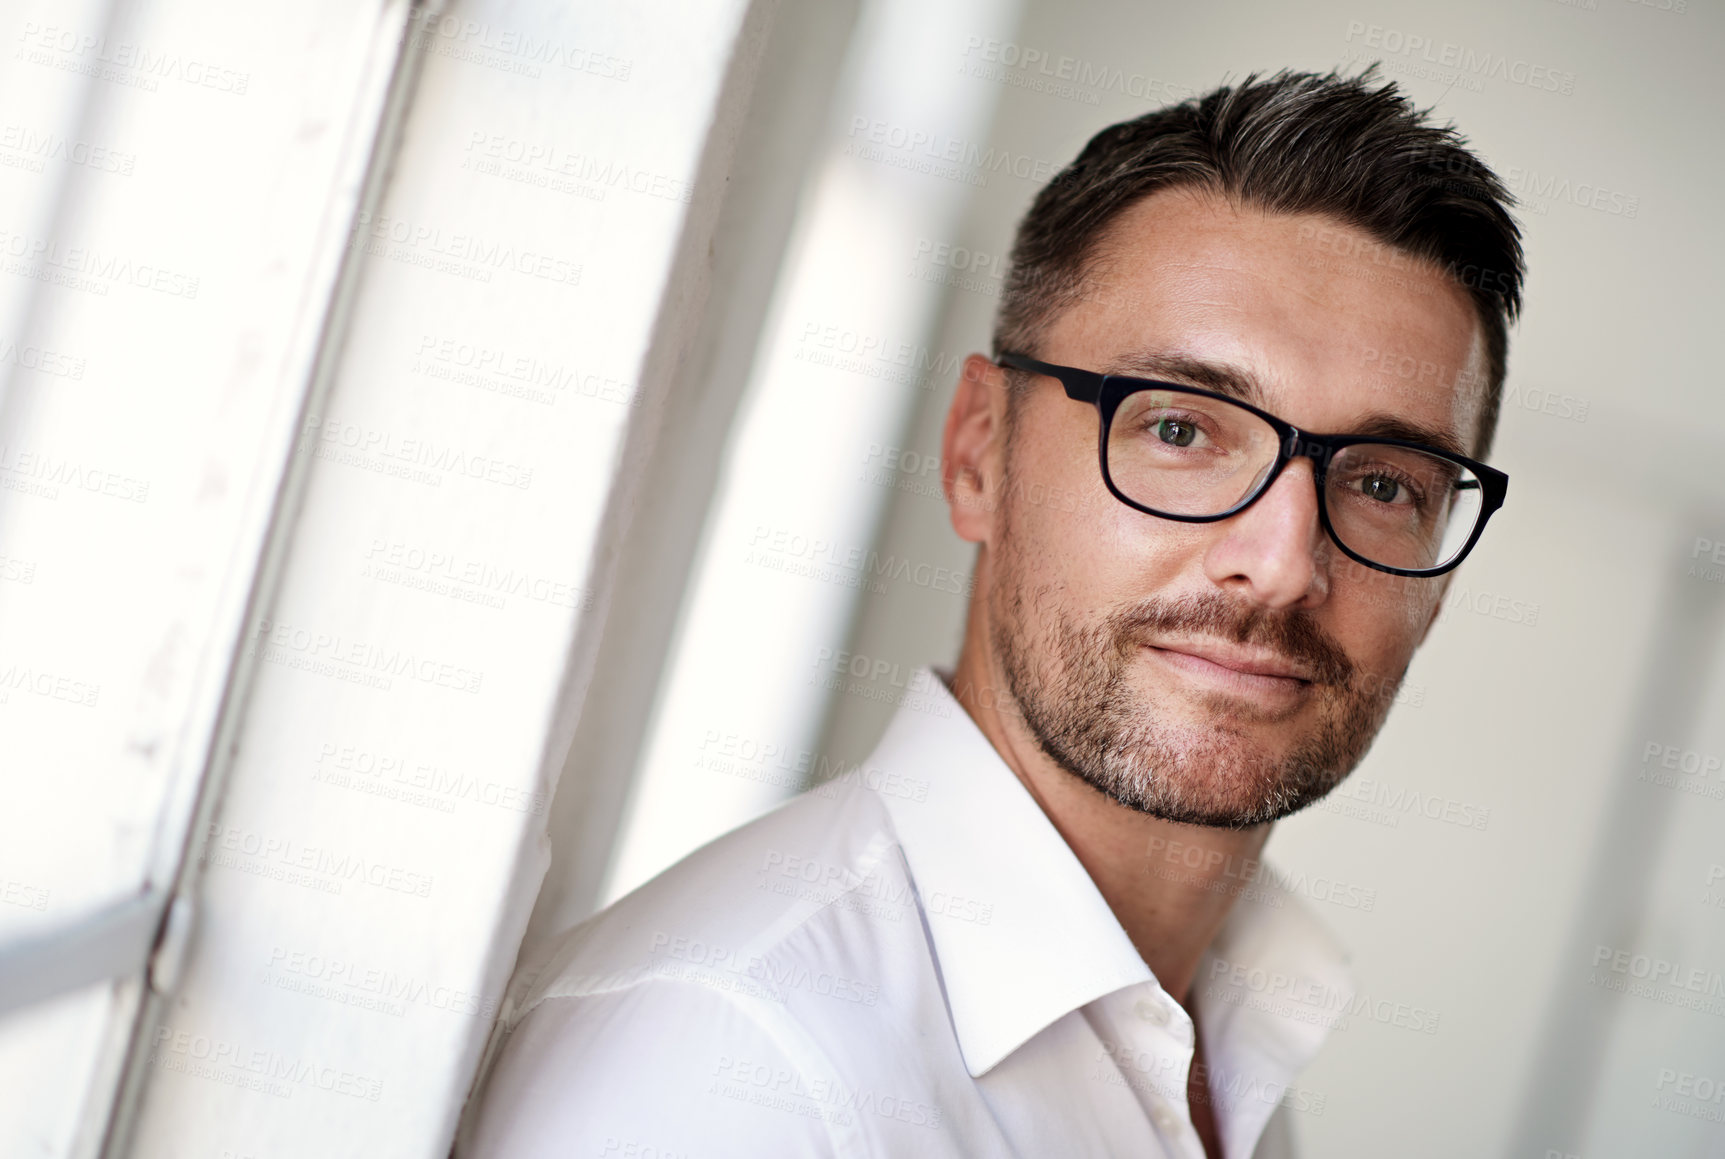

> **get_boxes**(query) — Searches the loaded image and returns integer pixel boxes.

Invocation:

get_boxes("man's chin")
[1060,719,1344,828]
[1093,776,1296,830]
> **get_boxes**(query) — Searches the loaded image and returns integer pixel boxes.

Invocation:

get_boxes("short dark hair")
[992,66,1524,458]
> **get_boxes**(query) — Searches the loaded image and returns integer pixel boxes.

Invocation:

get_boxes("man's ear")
[944,353,1007,544]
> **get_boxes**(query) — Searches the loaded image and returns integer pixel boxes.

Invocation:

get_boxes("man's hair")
[992,66,1524,459]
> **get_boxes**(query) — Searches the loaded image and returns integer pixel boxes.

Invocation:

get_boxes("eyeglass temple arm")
[997,352,1104,403]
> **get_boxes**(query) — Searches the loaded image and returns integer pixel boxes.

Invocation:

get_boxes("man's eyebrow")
[1103,351,1267,406]
[1341,414,1470,459]
[1104,350,1471,457]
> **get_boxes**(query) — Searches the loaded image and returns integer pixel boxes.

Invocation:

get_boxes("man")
[460,67,1521,1158]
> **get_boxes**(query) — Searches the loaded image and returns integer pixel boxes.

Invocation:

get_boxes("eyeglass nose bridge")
[1282,430,1336,468]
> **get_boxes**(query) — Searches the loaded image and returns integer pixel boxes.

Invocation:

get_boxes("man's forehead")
[1082,189,1474,327]
[1049,190,1490,453]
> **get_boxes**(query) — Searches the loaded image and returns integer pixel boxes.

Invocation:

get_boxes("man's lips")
[1149,638,1317,680]
[1143,639,1320,694]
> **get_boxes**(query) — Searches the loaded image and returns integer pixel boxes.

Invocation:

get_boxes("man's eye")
[1155,419,1197,447]
[1360,474,1404,504]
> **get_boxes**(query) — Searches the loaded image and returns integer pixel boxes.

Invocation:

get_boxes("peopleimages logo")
[709,1054,942,1130]
[958,36,1194,106]
[149,1026,382,1101]
[1206,957,1441,1034]
[0,227,199,299]
[1342,22,1577,94]
[845,115,1057,185]
[1690,537,1725,584]
[794,321,962,393]
[0,123,136,175]
[745,525,973,598]
[15,22,252,94]
[1590,944,1725,1014]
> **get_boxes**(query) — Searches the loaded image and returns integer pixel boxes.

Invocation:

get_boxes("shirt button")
[1135,998,1171,1025]
[1151,1103,1180,1132]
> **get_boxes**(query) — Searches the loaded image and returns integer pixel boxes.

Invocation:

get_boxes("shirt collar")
[867,665,1351,1086]
[1193,876,1355,1157]
[869,666,1150,1076]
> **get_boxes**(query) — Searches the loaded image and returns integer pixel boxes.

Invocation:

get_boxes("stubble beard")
[987,502,1399,829]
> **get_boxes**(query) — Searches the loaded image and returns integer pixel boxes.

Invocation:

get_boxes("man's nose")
[1201,458,1328,610]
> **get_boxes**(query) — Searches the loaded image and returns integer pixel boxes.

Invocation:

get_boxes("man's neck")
[946,647,1271,1008]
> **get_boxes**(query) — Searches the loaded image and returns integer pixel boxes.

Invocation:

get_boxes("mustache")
[1110,592,1356,687]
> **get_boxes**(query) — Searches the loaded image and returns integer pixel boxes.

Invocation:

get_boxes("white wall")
[598,0,1024,910]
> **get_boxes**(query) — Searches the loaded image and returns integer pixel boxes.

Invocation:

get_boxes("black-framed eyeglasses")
[998,352,1508,578]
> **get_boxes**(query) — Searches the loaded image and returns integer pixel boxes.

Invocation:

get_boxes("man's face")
[963,187,1489,827]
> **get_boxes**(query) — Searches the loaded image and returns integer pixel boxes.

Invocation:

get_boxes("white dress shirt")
[460,667,1354,1158]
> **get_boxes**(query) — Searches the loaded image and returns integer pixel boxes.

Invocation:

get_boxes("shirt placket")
[1092,983,1208,1159]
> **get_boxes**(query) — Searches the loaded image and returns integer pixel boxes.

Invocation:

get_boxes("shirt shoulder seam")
[526,976,867,1157]
[520,821,907,1014]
